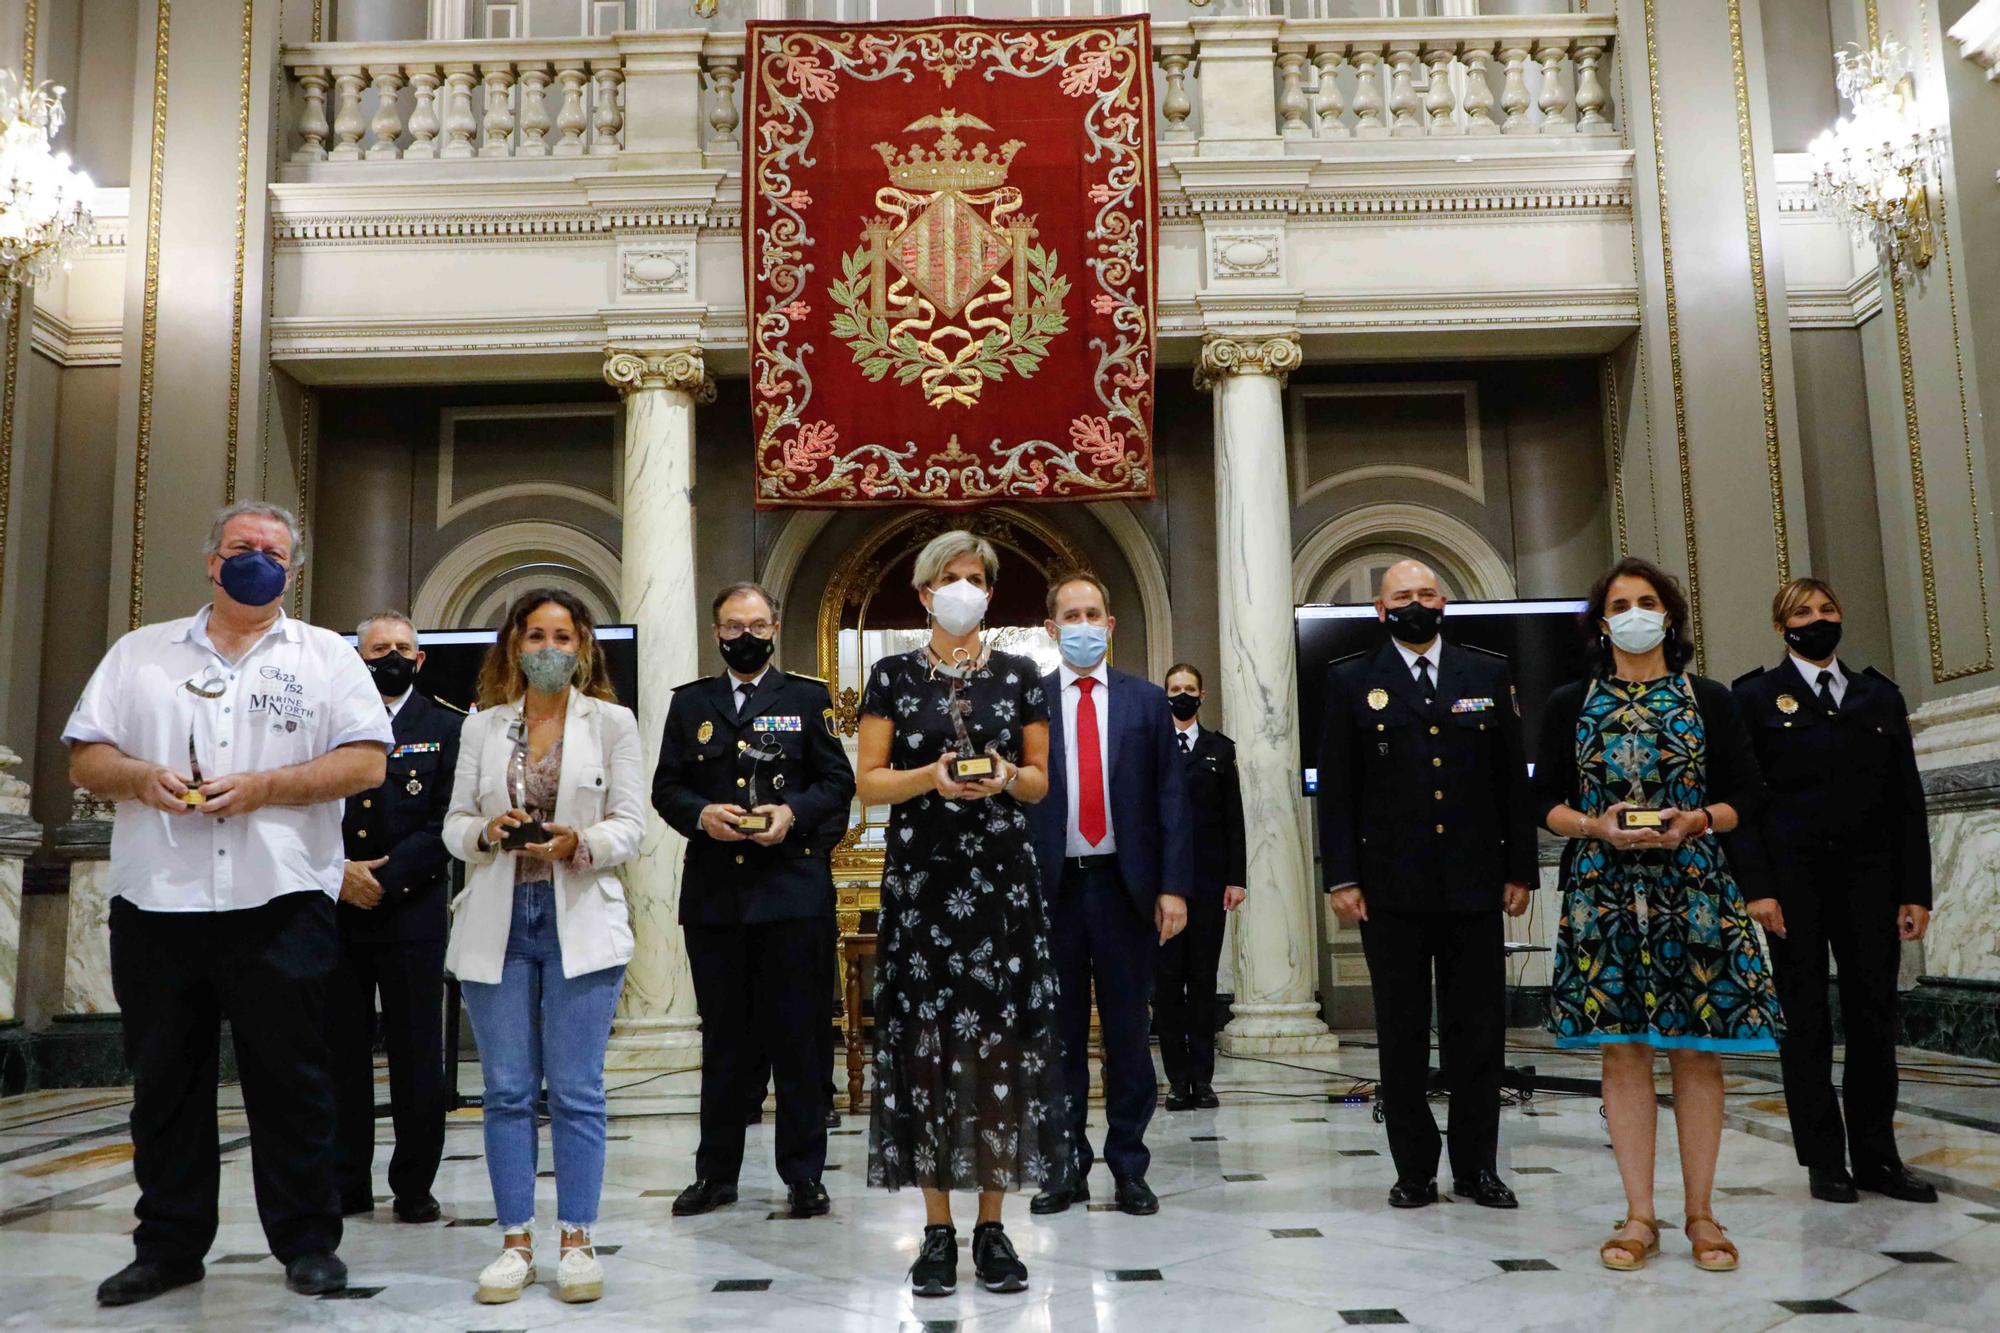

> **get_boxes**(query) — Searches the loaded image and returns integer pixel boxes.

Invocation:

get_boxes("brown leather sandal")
[1599,1216,1661,1271]
[1684,1213,1739,1272]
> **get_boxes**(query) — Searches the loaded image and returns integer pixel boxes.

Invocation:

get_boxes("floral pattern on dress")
[863,648,1071,1192]
[1549,675,1784,1052]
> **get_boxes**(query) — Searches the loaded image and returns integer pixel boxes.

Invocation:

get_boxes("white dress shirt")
[1175,720,1201,753]
[1392,636,1443,688]
[64,606,393,912]
[1791,653,1847,707]
[385,687,413,721]
[1059,662,1117,856]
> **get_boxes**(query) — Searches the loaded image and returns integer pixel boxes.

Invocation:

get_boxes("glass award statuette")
[735,735,785,833]
[180,666,226,806]
[499,719,552,851]
[182,732,207,806]
[947,680,996,782]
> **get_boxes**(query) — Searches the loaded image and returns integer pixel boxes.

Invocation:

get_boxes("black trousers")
[1155,890,1225,1090]
[1358,907,1504,1184]
[109,891,342,1265]
[686,917,829,1186]
[742,915,838,1115]
[328,928,448,1206]
[1767,854,1905,1173]
[1051,863,1157,1182]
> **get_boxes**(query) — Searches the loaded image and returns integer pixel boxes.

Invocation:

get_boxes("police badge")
[1367,688,1390,711]
[1776,695,1799,715]
[697,720,714,744]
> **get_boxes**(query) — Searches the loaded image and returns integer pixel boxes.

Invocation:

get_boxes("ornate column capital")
[603,346,716,403]
[1194,334,1303,391]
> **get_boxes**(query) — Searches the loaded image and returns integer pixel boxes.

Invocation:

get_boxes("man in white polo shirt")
[65,501,391,1307]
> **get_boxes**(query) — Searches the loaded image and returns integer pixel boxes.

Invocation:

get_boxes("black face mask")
[365,651,417,697]
[1383,601,1444,646]
[1784,617,1843,662]
[719,631,776,675]
[1167,692,1202,722]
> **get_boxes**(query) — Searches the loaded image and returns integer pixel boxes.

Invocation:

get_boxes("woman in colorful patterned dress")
[856,530,1069,1299]
[1534,557,1783,1275]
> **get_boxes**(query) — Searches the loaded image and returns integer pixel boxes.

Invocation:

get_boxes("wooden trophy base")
[951,755,996,782]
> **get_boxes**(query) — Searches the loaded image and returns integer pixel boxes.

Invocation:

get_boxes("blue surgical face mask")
[1057,621,1110,671]
[520,647,577,693]
[215,550,288,607]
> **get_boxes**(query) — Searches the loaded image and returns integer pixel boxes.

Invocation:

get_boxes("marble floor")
[4,1037,2000,1332]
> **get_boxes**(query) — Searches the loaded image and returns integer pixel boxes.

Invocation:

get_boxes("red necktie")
[1076,676,1107,847]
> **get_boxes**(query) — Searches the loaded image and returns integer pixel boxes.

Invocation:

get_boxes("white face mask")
[1606,607,1668,655]
[929,579,989,636]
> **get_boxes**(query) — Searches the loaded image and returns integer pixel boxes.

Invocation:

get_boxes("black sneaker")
[972,1221,1029,1293]
[909,1224,957,1298]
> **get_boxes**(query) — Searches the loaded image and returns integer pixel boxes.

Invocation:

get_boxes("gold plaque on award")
[951,754,998,782]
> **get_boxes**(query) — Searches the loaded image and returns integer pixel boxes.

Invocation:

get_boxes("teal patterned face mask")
[520,647,577,692]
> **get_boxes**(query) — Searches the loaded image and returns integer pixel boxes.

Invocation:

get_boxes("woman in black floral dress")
[857,530,1067,1300]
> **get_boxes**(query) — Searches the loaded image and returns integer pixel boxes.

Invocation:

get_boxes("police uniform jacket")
[1732,659,1930,908]
[1182,728,1247,899]
[651,667,857,927]
[1316,639,1536,913]
[340,690,462,943]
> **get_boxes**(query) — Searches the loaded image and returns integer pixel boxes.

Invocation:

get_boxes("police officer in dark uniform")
[1157,663,1247,1112]
[652,582,857,1220]
[1733,577,1936,1206]
[330,612,463,1224]
[1316,560,1534,1211]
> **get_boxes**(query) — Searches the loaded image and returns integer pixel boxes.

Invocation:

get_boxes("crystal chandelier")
[1806,40,1943,284]
[0,69,95,321]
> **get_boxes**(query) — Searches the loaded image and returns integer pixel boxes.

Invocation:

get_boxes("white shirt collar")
[1060,661,1110,691]
[1177,721,1201,748]
[1392,637,1442,676]
[385,688,414,721]
[728,665,772,693]
[178,603,297,657]
[1791,654,1845,691]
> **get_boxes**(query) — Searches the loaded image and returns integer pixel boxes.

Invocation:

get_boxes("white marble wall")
[603,349,709,1069]
[1904,683,2000,984]
[0,747,30,1024]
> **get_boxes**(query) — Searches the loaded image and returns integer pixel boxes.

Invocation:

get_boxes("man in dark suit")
[1029,573,1192,1217]
[330,612,463,1224]
[1734,576,1937,1205]
[652,582,856,1220]
[1317,561,1534,1211]
[1157,663,1248,1112]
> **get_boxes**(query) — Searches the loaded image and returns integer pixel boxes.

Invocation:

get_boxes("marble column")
[0,747,37,1026]
[1198,336,1338,1056]
[601,347,713,1070]
[55,790,116,1015]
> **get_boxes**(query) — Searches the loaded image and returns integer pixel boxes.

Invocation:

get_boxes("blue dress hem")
[1553,1032,1780,1054]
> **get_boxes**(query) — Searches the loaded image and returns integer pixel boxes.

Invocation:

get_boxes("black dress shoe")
[1193,1084,1220,1110]
[1163,1084,1195,1112]
[910,1224,957,1297]
[972,1221,1029,1292]
[96,1259,205,1307]
[1388,1179,1439,1209]
[1114,1176,1159,1216]
[671,1178,740,1216]
[824,1106,843,1130]
[1855,1163,1939,1203]
[393,1195,442,1224]
[284,1252,348,1296]
[1808,1166,1859,1203]
[788,1178,831,1218]
[1030,1180,1089,1214]
[1450,1169,1518,1209]
[339,1194,375,1217]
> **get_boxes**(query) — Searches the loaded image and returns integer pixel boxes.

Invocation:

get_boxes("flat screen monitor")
[337,625,640,715]
[1295,600,1591,795]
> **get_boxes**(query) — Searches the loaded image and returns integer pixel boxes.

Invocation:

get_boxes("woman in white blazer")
[444,589,643,1307]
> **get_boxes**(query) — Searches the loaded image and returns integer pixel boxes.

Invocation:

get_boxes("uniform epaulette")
[1459,642,1509,660]
[1863,665,1900,688]
[788,672,828,685]
[432,695,469,715]
[1328,650,1367,666]
[672,677,711,692]
[1731,665,1767,687]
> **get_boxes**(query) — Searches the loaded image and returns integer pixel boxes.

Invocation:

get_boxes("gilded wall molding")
[0,1,35,624]
[292,386,314,618]
[224,0,256,503]
[1599,352,1627,554]
[1641,0,1703,668]
[603,346,715,402]
[1727,0,1789,581]
[1194,335,1303,390]
[20,0,34,82]
[129,0,174,631]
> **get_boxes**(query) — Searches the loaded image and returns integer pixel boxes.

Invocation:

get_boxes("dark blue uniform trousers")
[1051,861,1157,1183]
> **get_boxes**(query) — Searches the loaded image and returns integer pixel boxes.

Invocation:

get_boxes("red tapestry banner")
[745,17,1157,508]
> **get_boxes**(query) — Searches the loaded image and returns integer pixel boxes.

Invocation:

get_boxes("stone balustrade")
[278,13,1616,170]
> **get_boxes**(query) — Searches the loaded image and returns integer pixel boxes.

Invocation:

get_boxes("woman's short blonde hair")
[911,529,1000,591]
[1772,577,1841,627]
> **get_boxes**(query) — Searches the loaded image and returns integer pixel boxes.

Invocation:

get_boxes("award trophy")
[946,677,997,783]
[499,719,552,850]
[734,734,784,832]
[182,731,207,806]
[180,665,228,806]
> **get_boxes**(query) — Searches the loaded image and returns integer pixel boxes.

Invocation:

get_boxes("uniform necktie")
[1816,669,1838,714]
[1177,731,1191,756]
[1076,676,1107,847]
[736,680,754,719]
[1416,656,1435,708]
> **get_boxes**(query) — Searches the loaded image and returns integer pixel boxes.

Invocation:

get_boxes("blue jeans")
[459,881,625,1229]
